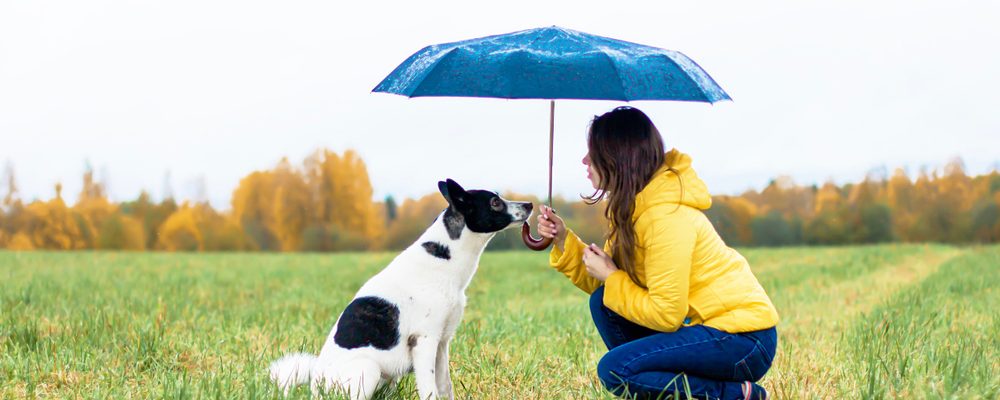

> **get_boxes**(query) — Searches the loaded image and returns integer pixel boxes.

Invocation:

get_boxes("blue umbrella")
[373,26,731,249]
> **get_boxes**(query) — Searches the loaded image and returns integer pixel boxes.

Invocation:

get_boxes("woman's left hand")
[583,243,619,281]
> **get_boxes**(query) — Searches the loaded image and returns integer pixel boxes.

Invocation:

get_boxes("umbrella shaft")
[548,100,554,207]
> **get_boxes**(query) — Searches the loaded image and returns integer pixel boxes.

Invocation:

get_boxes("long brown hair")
[584,106,665,288]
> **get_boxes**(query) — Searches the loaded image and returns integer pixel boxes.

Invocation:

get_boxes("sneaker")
[741,381,768,400]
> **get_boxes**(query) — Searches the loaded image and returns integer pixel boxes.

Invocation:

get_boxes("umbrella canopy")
[373,26,731,250]
[373,26,731,102]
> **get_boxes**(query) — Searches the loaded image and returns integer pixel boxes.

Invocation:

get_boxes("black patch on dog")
[333,296,400,350]
[442,207,465,240]
[421,241,451,260]
[407,334,418,348]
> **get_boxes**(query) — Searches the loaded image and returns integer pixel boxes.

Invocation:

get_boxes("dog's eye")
[490,197,503,210]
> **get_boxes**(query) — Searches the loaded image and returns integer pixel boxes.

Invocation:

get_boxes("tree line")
[707,159,1000,246]
[1,152,997,252]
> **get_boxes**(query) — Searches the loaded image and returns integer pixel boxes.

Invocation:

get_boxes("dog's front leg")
[435,340,454,399]
[411,335,441,400]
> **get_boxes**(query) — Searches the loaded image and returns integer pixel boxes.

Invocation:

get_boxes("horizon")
[2,151,996,208]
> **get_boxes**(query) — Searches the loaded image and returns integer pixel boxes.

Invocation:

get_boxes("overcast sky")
[2,1,998,208]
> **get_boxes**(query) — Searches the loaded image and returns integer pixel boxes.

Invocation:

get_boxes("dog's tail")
[269,352,317,392]
[269,353,382,400]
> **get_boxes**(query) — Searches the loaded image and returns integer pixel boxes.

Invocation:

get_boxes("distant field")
[1,245,998,399]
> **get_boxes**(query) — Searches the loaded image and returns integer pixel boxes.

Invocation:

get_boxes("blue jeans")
[590,286,777,400]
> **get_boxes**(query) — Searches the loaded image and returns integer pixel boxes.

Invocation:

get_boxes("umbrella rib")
[681,55,732,103]
[655,53,713,103]
[596,50,631,101]
[407,47,463,98]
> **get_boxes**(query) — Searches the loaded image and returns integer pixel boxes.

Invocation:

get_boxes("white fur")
[270,196,528,400]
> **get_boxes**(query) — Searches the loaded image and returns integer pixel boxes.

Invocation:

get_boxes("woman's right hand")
[537,205,567,251]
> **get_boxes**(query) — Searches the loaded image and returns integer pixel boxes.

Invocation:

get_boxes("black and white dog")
[270,179,532,400]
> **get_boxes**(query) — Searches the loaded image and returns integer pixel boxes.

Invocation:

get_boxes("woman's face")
[583,152,600,189]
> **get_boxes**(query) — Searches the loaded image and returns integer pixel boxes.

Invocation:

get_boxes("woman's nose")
[582,154,590,165]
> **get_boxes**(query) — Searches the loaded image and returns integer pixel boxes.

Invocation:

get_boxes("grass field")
[1,244,998,399]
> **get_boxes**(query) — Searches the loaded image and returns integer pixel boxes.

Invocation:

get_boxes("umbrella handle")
[521,100,556,252]
[521,221,553,251]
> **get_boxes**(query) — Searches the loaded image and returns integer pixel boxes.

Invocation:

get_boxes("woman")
[537,106,779,400]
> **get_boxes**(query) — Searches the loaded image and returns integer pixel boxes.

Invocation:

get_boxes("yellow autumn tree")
[906,169,936,241]
[994,190,1000,240]
[814,182,844,214]
[303,149,385,251]
[157,201,253,252]
[98,213,146,250]
[968,171,1000,242]
[845,177,893,243]
[232,171,274,250]
[73,165,120,248]
[156,203,204,251]
[6,233,34,250]
[198,206,253,251]
[270,160,311,251]
[805,182,848,244]
[231,158,310,251]
[939,158,974,210]
[757,176,813,218]
[906,159,973,243]
[119,191,177,249]
[887,168,916,241]
[22,184,87,250]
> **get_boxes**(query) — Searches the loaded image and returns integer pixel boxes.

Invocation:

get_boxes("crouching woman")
[537,106,779,400]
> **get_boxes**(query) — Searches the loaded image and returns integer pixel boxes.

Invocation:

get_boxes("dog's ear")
[438,180,450,201]
[438,179,468,208]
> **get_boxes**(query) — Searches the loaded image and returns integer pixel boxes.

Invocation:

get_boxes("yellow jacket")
[550,149,779,333]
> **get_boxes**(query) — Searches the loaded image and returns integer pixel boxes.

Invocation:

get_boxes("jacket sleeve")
[601,214,695,332]
[549,228,603,294]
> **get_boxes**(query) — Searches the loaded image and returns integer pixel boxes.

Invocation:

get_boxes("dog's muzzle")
[510,202,532,222]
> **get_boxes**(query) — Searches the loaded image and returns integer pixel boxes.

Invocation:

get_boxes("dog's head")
[438,179,531,234]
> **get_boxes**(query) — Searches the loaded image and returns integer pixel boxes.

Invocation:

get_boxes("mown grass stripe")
[840,247,1000,399]
[766,246,960,399]
[754,244,943,293]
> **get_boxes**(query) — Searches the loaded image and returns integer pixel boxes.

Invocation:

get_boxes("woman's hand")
[537,205,567,251]
[583,243,619,281]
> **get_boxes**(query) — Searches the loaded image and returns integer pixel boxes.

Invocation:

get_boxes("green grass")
[1,245,997,399]
[845,247,1000,399]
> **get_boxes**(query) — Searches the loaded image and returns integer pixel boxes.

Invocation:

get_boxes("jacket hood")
[633,148,712,220]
